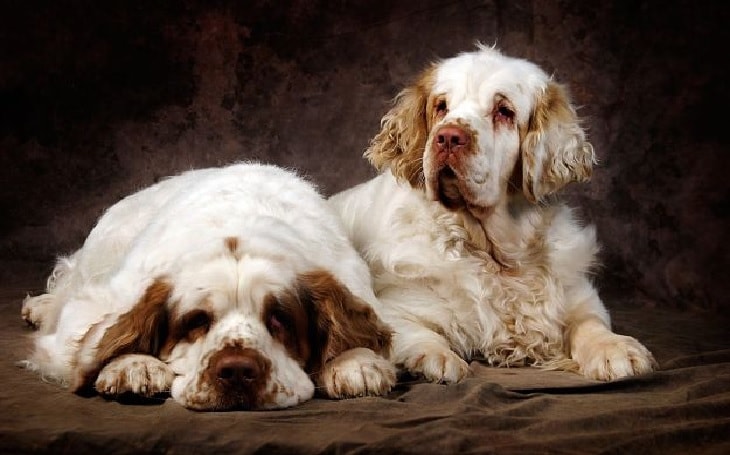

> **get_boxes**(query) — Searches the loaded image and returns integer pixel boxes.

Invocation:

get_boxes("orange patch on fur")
[96,278,171,359]
[520,81,594,202]
[297,270,392,377]
[159,306,212,359]
[365,64,437,188]
[72,278,172,393]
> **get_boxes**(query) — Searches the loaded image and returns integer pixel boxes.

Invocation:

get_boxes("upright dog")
[330,45,656,383]
[22,163,395,410]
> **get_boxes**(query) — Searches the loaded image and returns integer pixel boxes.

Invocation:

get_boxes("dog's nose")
[434,126,470,154]
[214,352,263,386]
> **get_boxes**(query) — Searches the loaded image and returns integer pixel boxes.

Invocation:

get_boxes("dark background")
[1,0,727,311]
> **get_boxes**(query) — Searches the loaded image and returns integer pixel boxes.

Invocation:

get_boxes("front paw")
[21,294,56,329]
[574,333,657,381]
[403,348,469,384]
[95,354,174,397]
[320,348,396,399]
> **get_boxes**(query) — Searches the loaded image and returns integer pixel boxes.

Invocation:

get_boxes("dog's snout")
[433,125,471,172]
[216,355,260,383]
[202,342,274,410]
[212,348,266,389]
[434,125,470,155]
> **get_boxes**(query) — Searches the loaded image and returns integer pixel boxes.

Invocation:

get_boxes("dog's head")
[366,45,595,212]
[71,231,391,411]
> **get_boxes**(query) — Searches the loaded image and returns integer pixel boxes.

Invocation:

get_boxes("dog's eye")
[267,312,283,335]
[436,100,448,114]
[494,105,515,122]
[180,310,211,336]
[266,308,292,340]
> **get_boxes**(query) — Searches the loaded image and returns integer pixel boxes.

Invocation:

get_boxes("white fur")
[95,354,174,396]
[23,163,395,409]
[330,46,656,383]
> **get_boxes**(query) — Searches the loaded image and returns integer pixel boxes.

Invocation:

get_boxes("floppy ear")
[364,65,436,188]
[71,279,171,393]
[297,270,391,383]
[520,82,596,203]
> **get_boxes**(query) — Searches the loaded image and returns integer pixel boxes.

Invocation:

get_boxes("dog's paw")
[21,294,56,329]
[320,348,396,399]
[404,347,469,384]
[574,333,657,381]
[95,354,173,397]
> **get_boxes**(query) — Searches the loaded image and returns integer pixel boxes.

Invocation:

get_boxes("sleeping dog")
[22,163,394,410]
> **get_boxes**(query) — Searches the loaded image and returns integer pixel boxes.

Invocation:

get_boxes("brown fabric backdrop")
[1,2,728,308]
[1,2,729,454]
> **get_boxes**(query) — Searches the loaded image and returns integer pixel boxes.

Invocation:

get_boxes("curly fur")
[331,45,656,383]
[365,65,437,187]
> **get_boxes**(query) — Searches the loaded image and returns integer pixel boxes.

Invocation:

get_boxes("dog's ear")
[365,65,436,188]
[296,270,391,385]
[71,279,171,393]
[520,82,596,203]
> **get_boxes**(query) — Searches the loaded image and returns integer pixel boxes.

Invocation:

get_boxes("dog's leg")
[21,294,60,330]
[319,347,396,398]
[20,294,58,329]
[565,290,657,381]
[95,354,174,397]
[22,256,78,332]
[391,320,469,384]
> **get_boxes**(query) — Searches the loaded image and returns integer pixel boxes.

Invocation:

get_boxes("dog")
[329,45,656,383]
[22,163,395,410]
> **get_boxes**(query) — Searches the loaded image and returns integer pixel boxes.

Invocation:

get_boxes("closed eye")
[179,309,211,339]
[263,292,310,367]
[267,312,283,336]
[266,306,293,342]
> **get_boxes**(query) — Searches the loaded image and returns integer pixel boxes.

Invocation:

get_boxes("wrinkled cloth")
[1,280,728,455]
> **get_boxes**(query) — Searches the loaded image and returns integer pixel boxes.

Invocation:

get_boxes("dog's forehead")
[434,50,548,116]
[171,255,299,317]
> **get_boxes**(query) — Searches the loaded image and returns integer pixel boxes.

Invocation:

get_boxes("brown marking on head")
[519,81,596,202]
[263,291,313,368]
[159,306,213,359]
[224,236,240,259]
[365,64,437,187]
[198,344,272,411]
[71,278,171,393]
[263,270,391,389]
[295,270,392,387]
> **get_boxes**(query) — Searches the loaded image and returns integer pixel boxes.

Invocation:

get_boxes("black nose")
[214,353,262,386]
